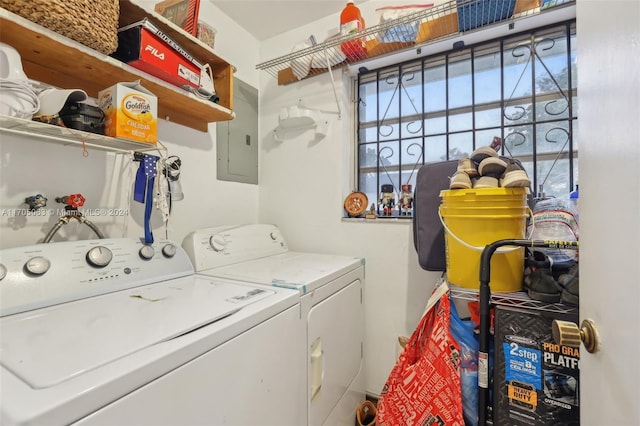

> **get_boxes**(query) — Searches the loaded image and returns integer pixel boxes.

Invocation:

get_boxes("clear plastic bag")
[375,4,434,43]
[528,197,579,263]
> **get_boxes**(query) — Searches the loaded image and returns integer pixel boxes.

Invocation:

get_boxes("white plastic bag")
[310,34,346,69]
[289,38,313,80]
[289,34,347,80]
[376,4,434,43]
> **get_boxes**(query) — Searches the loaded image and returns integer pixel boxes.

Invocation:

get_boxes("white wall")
[0,0,262,248]
[258,4,442,397]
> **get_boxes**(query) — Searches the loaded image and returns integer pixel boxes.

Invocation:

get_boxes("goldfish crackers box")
[98,81,157,144]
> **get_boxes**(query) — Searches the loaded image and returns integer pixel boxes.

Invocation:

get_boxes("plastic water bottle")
[340,1,367,61]
[569,184,579,223]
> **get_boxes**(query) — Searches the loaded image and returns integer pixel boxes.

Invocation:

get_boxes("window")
[356,21,577,218]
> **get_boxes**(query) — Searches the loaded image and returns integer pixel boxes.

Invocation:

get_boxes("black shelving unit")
[475,238,579,425]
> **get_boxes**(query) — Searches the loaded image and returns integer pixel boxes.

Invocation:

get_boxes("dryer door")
[307,278,363,426]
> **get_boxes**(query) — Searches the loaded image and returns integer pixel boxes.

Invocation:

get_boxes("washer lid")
[208,252,364,294]
[0,276,275,389]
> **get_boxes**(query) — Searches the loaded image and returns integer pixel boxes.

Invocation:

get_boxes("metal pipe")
[42,220,65,243]
[82,218,105,239]
[42,214,105,243]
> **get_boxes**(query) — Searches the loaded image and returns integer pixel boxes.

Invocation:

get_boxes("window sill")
[342,217,412,224]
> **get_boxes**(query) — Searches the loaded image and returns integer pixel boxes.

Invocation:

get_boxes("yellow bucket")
[439,187,529,292]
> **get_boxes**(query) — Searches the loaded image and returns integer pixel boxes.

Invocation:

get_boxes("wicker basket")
[1,0,119,55]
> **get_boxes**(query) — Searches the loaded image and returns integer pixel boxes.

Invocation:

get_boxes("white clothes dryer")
[182,224,366,426]
[0,238,305,426]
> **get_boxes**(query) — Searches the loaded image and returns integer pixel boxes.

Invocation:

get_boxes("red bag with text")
[377,293,464,426]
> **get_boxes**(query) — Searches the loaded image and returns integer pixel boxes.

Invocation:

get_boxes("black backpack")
[412,160,457,271]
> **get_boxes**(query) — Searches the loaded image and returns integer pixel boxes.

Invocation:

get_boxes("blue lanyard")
[134,154,159,245]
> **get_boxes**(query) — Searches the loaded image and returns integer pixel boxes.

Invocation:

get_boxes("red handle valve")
[56,194,86,208]
[67,194,86,208]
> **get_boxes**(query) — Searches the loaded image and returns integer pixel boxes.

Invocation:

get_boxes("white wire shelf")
[257,0,571,85]
[0,115,158,154]
[449,283,577,314]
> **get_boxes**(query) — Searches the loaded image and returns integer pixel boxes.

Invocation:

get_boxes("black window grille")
[356,21,577,218]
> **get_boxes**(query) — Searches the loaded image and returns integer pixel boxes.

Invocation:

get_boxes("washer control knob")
[270,232,278,240]
[24,256,51,275]
[86,246,113,268]
[162,244,177,258]
[209,235,227,252]
[0,264,6,281]
[139,245,155,260]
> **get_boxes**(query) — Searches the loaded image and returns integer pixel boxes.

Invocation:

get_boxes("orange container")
[340,1,367,61]
[514,0,540,14]
[416,12,459,43]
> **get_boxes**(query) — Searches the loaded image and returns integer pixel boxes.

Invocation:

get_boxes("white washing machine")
[0,237,305,426]
[182,224,366,426]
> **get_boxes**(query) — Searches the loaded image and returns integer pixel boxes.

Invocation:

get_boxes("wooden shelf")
[0,0,235,132]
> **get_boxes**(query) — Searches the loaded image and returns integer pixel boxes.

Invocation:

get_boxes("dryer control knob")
[209,235,227,252]
[86,246,113,268]
[162,244,177,258]
[24,256,50,275]
[139,245,155,260]
[270,232,278,240]
[0,264,6,280]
